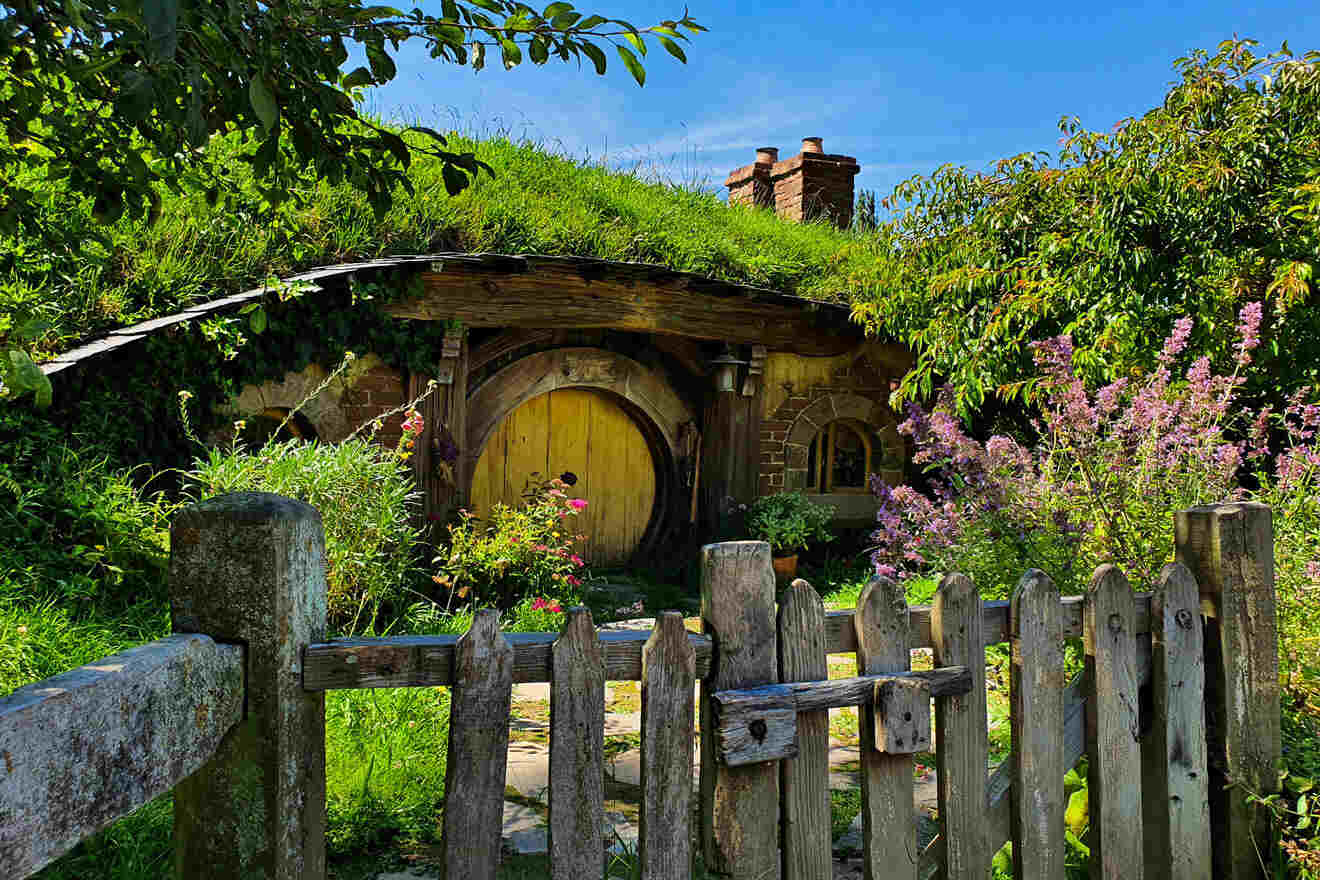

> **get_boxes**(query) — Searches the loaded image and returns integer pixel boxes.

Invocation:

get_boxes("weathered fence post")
[778,578,832,880]
[1174,502,1280,880]
[931,572,987,880]
[169,492,328,880]
[854,576,913,880]
[699,541,779,879]
[1084,565,1143,879]
[1010,569,1065,880]
[641,612,697,880]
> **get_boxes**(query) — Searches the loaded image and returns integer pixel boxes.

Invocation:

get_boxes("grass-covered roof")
[4,132,880,358]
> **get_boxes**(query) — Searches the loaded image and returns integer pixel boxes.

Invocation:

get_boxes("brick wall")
[339,360,408,448]
[725,140,859,230]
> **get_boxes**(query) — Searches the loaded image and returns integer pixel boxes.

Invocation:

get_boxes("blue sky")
[365,2,1320,200]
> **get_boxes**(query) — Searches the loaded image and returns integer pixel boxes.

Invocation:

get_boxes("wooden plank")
[699,541,779,879]
[713,667,973,717]
[1010,569,1066,880]
[640,613,696,880]
[1174,502,1280,880]
[0,635,244,879]
[302,629,713,689]
[590,391,628,562]
[505,389,550,502]
[387,264,860,356]
[1141,562,1211,880]
[1084,566,1144,879]
[855,577,914,880]
[442,610,514,880]
[821,592,1163,655]
[873,677,931,754]
[549,608,605,880]
[777,580,833,880]
[931,572,988,880]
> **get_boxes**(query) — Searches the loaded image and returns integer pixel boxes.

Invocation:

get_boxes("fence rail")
[0,493,1281,880]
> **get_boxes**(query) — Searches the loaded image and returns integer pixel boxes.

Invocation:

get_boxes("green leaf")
[656,35,686,63]
[550,11,581,29]
[143,0,179,61]
[14,318,52,342]
[249,307,267,334]
[580,42,606,74]
[343,66,374,89]
[441,162,469,196]
[3,350,53,409]
[542,1,573,17]
[405,126,448,145]
[366,43,397,81]
[623,31,646,56]
[577,14,605,28]
[249,77,279,133]
[500,39,522,69]
[528,36,548,64]
[615,44,645,85]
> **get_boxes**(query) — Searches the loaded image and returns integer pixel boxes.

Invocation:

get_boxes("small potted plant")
[746,491,836,583]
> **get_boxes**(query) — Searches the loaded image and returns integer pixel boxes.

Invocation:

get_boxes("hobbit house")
[41,140,907,565]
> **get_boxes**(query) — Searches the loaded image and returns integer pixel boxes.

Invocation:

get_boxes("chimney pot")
[801,137,824,154]
[755,147,779,165]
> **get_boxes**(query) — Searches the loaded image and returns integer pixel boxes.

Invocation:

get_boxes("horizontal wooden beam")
[0,635,244,879]
[384,260,860,356]
[302,629,713,690]
[710,667,970,767]
[821,591,1186,656]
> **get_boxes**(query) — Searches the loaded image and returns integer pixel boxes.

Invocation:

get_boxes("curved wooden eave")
[42,252,864,377]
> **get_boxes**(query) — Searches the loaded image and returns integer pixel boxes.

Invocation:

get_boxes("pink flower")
[401,410,425,434]
[549,603,562,613]
[569,498,588,511]
[533,544,548,552]
[570,554,584,567]
[531,598,549,611]
[566,575,581,587]
[1235,301,1263,366]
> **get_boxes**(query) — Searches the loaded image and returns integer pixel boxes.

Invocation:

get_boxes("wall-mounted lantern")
[709,345,748,393]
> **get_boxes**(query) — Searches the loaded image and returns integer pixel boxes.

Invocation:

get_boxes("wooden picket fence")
[0,493,1280,880]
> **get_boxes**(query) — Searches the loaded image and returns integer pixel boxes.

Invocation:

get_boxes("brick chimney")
[770,138,860,228]
[723,147,778,209]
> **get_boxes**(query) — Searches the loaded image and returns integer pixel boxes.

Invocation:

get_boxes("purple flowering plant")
[871,301,1318,705]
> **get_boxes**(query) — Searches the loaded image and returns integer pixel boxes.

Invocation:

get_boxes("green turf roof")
[3,133,884,358]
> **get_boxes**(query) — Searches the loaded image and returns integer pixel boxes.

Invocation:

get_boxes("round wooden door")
[469,389,657,566]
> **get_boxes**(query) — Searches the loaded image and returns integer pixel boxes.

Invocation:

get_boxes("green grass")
[4,128,880,358]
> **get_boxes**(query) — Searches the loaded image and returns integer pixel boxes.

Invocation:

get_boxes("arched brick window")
[783,393,903,507]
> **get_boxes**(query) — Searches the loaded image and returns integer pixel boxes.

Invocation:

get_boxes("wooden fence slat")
[1010,569,1065,880]
[1084,565,1144,879]
[1174,502,1280,880]
[777,579,832,880]
[550,608,605,880]
[640,612,696,880]
[931,573,987,880]
[303,629,712,690]
[855,577,915,880]
[443,609,514,880]
[1141,562,1211,880]
[699,541,780,879]
[0,635,244,879]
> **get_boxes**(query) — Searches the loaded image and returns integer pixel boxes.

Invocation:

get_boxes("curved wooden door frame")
[463,347,696,562]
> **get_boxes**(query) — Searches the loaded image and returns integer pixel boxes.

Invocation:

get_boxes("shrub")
[746,491,836,556]
[434,476,589,609]
[871,302,1320,876]
[186,435,425,634]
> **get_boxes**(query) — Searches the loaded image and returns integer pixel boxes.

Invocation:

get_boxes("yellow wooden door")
[469,389,657,565]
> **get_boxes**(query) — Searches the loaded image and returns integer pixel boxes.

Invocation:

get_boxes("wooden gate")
[469,388,657,565]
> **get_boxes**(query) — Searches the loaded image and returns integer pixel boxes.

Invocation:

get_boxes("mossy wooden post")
[1174,502,1279,880]
[699,541,779,879]
[169,492,329,880]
